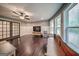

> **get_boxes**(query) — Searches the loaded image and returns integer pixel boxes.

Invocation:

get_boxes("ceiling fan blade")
[25,17,30,20]
[12,11,30,20]
[18,11,24,16]
[12,11,21,16]
[25,15,29,17]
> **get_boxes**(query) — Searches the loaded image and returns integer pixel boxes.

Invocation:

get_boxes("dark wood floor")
[16,35,67,56]
[16,35,47,56]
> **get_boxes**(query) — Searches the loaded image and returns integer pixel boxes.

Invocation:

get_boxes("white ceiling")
[0,3,63,22]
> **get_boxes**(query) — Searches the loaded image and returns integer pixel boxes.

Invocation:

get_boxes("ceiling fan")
[12,10,30,20]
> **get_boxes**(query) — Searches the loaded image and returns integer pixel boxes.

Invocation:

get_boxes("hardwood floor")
[47,37,65,56]
[16,35,66,56]
[16,35,47,56]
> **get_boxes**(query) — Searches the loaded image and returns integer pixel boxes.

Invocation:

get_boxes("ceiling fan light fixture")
[12,10,30,20]
[25,18,30,20]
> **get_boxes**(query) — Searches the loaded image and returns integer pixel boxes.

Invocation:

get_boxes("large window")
[0,20,20,40]
[0,21,10,39]
[50,19,54,34]
[64,3,79,53]
[3,21,10,38]
[55,14,61,37]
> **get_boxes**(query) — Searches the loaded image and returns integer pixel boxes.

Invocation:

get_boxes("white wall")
[20,21,49,36]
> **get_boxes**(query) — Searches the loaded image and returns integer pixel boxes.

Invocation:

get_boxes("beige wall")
[20,21,49,36]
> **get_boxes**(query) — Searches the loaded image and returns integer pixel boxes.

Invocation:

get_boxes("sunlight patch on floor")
[47,37,58,56]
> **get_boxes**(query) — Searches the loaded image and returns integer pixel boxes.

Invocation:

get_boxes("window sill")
[67,43,79,54]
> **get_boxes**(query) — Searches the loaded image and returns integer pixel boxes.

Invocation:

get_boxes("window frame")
[64,3,79,53]
[64,3,78,42]
[55,14,62,37]
[49,19,54,34]
[0,19,20,41]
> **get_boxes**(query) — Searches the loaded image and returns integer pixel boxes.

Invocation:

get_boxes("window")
[12,23,19,36]
[0,20,20,40]
[55,14,61,37]
[67,28,79,48]
[50,19,54,34]
[0,20,10,39]
[3,21,7,38]
[64,3,79,53]
[69,4,79,27]
[7,22,10,37]
[0,21,2,39]
[3,21,10,38]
